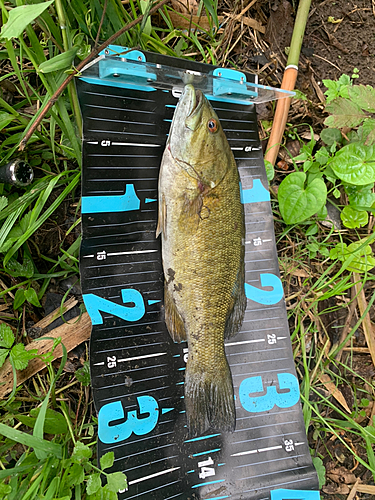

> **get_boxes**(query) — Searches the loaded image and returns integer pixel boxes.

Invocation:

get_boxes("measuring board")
[77,47,320,500]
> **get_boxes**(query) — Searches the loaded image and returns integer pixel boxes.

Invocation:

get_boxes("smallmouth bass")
[157,84,246,437]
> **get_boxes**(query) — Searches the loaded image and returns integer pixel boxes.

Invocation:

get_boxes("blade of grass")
[0,423,62,458]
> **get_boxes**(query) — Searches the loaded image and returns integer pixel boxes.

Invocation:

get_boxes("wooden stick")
[31,296,78,331]
[264,0,312,165]
[264,67,298,166]
[0,313,91,398]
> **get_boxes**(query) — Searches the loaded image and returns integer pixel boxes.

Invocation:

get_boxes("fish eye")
[207,119,218,133]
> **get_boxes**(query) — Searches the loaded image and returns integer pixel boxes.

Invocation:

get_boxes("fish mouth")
[184,85,204,131]
[187,87,203,118]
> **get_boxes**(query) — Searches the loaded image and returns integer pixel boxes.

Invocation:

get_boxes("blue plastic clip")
[98,45,156,91]
[212,68,257,104]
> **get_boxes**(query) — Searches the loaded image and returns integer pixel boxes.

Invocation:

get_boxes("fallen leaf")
[327,466,357,484]
[319,374,351,412]
[322,483,350,495]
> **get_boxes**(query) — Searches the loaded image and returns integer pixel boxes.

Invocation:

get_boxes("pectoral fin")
[156,194,167,238]
[164,283,186,342]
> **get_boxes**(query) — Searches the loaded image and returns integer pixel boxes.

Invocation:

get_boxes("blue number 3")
[98,396,159,444]
[239,373,300,413]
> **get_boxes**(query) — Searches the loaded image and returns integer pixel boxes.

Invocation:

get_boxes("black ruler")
[77,49,320,500]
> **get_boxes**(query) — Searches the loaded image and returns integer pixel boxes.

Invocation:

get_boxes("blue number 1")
[271,489,320,500]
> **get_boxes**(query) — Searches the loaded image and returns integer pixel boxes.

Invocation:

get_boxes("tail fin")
[184,358,235,437]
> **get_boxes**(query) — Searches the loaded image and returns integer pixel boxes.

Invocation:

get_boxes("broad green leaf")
[264,160,274,182]
[346,184,375,208]
[13,288,25,310]
[330,240,375,273]
[340,206,368,228]
[324,98,366,128]
[0,323,15,348]
[323,75,351,102]
[25,288,41,307]
[86,473,102,495]
[320,127,342,146]
[87,484,118,500]
[5,253,34,278]
[9,343,37,371]
[330,143,375,185]
[315,147,330,166]
[0,481,12,496]
[106,471,127,493]
[312,456,326,489]
[71,441,92,463]
[0,349,9,368]
[16,409,68,435]
[361,118,375,146]
[278,172,327,224]
[0,112,14,132]
[0,0,55,40]
[100,451,114,470]
[39,47,78,73]
[349,84,375,113]
[64,463,85,488]
[75,360,90,386]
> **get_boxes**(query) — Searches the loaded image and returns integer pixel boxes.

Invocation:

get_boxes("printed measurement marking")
[128,467,180,486]
[192,449,221,457]
[98,396,173,443]
[83,288,145,325]
[232,445,282,457]
[87,141,99,144]
[245,274,284,305]
[239,373,300,412]
[82,184,140,214]
[271,488,320,500]
[93,361,105,366]
[240,179,270,204]
[185,433,221,443]
[192,479,225,489]
[117,352,167,363]
[111,142,161,147]
[225,339,265,347]
[246,237,273,246]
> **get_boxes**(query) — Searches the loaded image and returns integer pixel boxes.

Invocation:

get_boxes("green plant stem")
[54,0,83,137]
[286,0,312,68]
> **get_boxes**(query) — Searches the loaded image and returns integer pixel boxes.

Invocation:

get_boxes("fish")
[157,84,246,437]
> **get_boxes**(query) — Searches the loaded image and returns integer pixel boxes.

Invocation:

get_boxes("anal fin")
[164,283,186,342]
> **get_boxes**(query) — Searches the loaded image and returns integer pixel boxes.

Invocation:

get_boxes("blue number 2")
[245,274,284,305]
[98,396,159,444]
[83,288,145,325]
[271,489,320,500]
[239,373,300,413]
